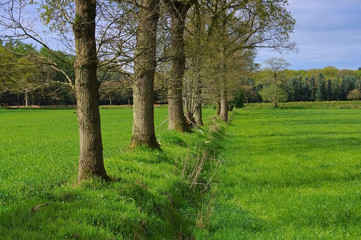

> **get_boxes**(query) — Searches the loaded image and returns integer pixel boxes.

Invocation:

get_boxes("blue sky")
[255,0,361,70]
[3,1,360,70]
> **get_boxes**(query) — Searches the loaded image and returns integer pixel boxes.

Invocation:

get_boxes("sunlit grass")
[202,109,361,239]
[4,107,359,239]
[0,108,219,239]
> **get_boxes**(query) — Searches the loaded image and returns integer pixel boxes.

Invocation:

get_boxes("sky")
[254,0,361,70]
[2,1,360,71]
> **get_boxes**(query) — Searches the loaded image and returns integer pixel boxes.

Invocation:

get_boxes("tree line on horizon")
[242,66,361,105]
[2,43,359,108]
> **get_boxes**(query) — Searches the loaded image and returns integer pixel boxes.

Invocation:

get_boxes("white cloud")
[255,0,361,70]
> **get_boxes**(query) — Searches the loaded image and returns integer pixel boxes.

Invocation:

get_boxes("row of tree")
[0,0,295,182]
[3,48,358,108]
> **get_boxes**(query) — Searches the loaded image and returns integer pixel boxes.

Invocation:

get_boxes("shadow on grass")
[0,169,199,239]
[0,110,227,239]
[0,131,218,239]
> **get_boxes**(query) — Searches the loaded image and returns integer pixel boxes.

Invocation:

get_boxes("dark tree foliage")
[309,76,317,101]
[326,79,332,101]
[248,68,360,104]
[302,79,310,101]
[315,73,325,101]
[332,79,341,100]
[231,91,245,109]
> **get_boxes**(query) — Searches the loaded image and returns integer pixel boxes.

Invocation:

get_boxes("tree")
[332,79,341,101]
[130,0,160,149]
[1,0,139,182]
[37,48,76,105]
[315,73,325,101]
[259,85,288,104]
[302,78,310,101]
[309,75,317,101]
[0,45,17,102]
[322,66,338,79]
[262,57,290,107]
[163,0,196,132]
[341,76,357,100]
[240,85,259,103]
[201,0,295,121]
[347,89,361,100]
[287,77,302,102]
[326,79,332,101]
[184,1,204,126]
[231,91,245,108]
[73,0,109,181]
[0,41,47,106]
[12,55,44,106]
[99,79,122,105]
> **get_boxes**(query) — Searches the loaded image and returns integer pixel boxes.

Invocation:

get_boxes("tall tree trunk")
[216,100,221,116]
[73,0,108,182]
[192,2,203,126]
[24,90,29,107]
[219,81,228,122]
[219,42,229,122]
[219,53,228,122]
[193,67,203,125]
[272,73,278,108]
[165,1,192,132]
[130,0,160,149]
[184,76,193,120]
[193,103,203,126]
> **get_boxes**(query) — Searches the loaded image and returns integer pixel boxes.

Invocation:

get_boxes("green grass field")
[0,108,220,239]
[202,109,361,239]
[1,107,361,239]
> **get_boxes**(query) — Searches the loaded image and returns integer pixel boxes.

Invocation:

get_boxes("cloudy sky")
[254,0,361,70]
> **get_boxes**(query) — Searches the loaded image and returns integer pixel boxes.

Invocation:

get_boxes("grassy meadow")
[1,106,361,239]
[0,107,221,239]
[202,108,361,239]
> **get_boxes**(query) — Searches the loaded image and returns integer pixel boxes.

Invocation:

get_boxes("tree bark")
[193,102,203,126]
[165,1,192,132]
[24,90,29,107]
[192,2,203,126]
[216,100,221,116]
[272,73,278,108]
[130,0,160,149]
[192,56,203,125]
[73,0,108,182]
[219,82,228,122]
[219,47,228,122]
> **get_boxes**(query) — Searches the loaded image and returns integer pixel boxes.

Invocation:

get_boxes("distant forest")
[1,40,361,107]
[242,67,361,104]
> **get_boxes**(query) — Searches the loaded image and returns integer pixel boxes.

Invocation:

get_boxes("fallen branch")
[30,202,49,213]
[155,118,169,130]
